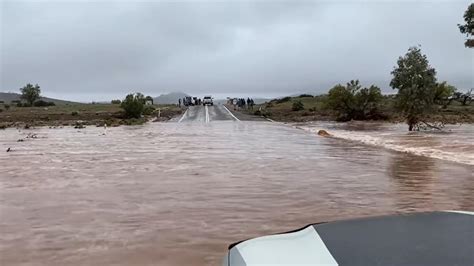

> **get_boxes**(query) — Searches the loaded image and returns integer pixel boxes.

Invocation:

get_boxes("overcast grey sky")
[1,0,473,101]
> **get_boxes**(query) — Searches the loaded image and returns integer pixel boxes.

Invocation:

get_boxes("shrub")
[0,109,3,113]
[292,100,305,111]
[120,93,145,118]
[142,105,156,115]
[326,80,382,121]
[111,99,121,104]
[34,100,55,107]
[4,104,10,110]
[71,111,79,116]
[299,94,313,98]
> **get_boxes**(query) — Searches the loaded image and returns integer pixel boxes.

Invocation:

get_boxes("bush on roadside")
[120,93,145,118]
[4,104,10,110]
[111,99,121,104]
[325,80,382,121]
[142,105,156,116]
[299,94,313,98]
[292,100,305,111]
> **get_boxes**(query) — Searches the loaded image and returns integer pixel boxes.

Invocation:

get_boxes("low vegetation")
[0,88,182,129]
[245,94,473,126]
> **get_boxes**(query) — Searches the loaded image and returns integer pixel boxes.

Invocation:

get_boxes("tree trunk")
[407,116,417,131]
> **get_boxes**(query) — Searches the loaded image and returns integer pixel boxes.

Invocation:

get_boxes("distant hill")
[154,92,189,104]
[0,92,77,105]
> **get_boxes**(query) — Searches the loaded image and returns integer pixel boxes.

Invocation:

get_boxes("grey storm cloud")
[1,0,473,101]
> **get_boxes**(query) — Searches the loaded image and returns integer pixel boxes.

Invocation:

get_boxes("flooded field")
[1,121,473,265]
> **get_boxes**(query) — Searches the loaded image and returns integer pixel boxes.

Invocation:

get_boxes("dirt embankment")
[0,104,183,129]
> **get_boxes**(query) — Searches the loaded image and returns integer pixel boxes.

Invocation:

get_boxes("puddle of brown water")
[1,122,473,265]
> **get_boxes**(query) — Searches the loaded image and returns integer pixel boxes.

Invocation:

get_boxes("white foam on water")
[300,126,474,166]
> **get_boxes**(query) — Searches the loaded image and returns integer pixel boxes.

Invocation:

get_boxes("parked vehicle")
[203,96,213,106]
[184,96,193,106]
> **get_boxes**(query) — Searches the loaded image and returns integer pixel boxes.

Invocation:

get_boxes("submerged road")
[0,119,473,266]
[177,104,262,123]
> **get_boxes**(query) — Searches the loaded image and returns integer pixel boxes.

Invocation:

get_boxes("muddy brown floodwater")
[1,121,473,265]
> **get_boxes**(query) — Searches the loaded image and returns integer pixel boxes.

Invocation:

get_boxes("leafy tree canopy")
[20,83,41,106]
[326,80,382,121]
[390,46,437,130]
[121,93,145,118]
[458,3,474,47]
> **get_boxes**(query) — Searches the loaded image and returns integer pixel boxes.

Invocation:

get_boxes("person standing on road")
[178,98,181,107]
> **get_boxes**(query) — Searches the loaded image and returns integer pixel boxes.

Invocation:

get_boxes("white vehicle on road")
[203,96,213,106]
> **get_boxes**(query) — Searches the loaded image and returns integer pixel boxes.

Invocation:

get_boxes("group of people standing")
[232,98,255,110]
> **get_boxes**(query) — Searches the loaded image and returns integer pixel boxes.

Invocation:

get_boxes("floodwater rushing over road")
[1,118,473,265]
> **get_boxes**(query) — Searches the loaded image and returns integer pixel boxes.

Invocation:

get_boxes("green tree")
[390,46,437,131]
[458,3,474,48]
[120,93,145,118]
[326,80,382,121]
[433,81,456,107]
[20,83,41,106]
